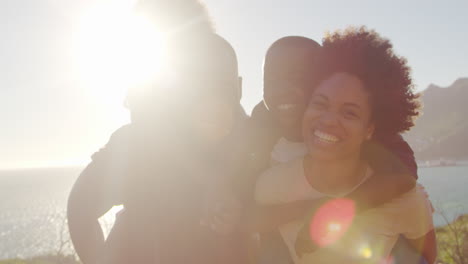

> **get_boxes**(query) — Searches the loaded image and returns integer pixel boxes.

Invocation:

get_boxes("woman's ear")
[366,124,375,140]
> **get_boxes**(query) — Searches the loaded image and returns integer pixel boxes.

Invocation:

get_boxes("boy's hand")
[200,191,242,235]
[295,222,319,257]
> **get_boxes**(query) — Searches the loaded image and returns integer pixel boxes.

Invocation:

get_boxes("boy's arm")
[242,199,326,233]
[343,171,416,213]
[68,162,111,264]
[241,138,417,234]
[239,159,331,233]
[346,135,417,212]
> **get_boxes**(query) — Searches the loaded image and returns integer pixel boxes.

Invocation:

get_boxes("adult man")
[68,27,246,264]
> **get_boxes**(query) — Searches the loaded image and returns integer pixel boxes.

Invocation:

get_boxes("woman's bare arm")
[407,230,437,264]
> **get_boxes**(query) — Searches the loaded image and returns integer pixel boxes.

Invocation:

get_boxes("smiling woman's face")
[302,72,375,161]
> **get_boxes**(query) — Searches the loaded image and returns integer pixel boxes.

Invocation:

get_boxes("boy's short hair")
[128,33,240,121]
[263,36,322,90]
[126,0,216,118]
[265,36,321,61]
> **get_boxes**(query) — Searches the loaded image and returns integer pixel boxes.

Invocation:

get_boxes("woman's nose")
[318,110,339,127]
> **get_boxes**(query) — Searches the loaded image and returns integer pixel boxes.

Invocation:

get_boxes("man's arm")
[67,126,129,264]
[68,160,120,264]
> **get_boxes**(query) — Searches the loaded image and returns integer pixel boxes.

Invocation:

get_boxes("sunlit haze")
[1,0,467,169]
[73,0,167,97]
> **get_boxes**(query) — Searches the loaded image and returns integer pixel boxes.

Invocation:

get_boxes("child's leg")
[257,231,293,264]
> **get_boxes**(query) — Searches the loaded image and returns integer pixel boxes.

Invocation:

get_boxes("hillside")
[405,78,468,161]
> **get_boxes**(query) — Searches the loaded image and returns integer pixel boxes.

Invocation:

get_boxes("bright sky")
[1,0,467,169]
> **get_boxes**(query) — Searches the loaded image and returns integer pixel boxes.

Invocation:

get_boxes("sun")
[72,0,167,104]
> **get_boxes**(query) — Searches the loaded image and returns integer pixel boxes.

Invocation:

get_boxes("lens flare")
[359,245,373,259]
[327,222,342,232]
[72,0,168,103]
[309,198,355,247]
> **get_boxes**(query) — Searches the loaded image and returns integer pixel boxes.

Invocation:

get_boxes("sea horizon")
[0,165,467,259]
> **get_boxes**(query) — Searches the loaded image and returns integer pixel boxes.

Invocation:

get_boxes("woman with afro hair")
[256,27,436,264]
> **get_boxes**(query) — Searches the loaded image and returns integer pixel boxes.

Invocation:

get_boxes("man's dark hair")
[127,0,216,120]
[135,0,214,36]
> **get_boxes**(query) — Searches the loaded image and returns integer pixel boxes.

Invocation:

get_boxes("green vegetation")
[436,214,468,264]
[0,255,80,264]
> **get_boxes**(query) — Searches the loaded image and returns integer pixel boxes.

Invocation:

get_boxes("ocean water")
[417,166,468,226]
[0,167,81,259]
[0,166,467,259]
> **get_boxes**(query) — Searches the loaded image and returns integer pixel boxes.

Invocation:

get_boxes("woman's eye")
[343,110,359,119]
[310,100,326,109]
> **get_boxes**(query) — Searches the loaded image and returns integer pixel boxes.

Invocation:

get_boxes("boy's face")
[263,45,318,133]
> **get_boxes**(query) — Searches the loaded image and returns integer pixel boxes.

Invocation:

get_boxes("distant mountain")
[405,78,468,161]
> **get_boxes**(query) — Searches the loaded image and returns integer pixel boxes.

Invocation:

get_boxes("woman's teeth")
[314,130,339,143]
[277,104,297,111]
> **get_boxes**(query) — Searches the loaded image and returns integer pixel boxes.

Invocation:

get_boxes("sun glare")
[73,1,167,103]
[359,245,373,259]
